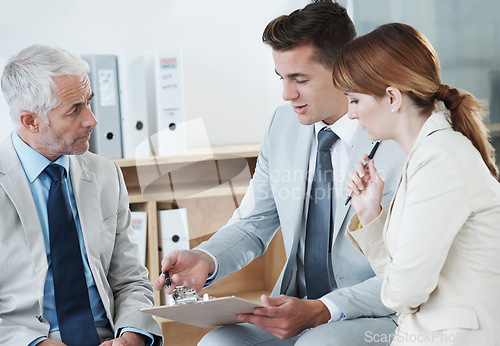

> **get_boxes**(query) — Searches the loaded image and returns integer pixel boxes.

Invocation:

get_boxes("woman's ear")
[386,87,402,113]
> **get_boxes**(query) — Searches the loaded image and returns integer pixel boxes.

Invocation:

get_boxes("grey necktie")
[304,127,339,299]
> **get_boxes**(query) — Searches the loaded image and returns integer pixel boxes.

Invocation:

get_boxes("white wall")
[3,1,499,146]
[0,57,11,143]
[0,0,309,146]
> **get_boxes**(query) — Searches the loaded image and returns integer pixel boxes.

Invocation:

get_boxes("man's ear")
[19,111,40,132]
[386,87,402,112]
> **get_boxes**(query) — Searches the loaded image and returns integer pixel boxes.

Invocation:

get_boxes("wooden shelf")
[128,182,250,203]
[119,144,259,205]
[115,143,261,168]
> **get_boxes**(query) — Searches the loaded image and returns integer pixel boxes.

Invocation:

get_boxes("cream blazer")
[347,112,500,345]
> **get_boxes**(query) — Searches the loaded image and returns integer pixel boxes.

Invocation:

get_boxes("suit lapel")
[69,156,101,265]
[383,112,450,244]
[287,124,314,252]
[279,123,314,295]
[69,155,115,321]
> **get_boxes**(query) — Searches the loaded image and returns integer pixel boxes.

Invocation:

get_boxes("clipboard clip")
[172,286,202,304]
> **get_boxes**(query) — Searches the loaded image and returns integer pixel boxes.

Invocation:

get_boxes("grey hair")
[1,44,89,128]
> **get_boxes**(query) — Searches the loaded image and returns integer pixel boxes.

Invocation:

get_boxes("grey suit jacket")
[0,135,162,345]
[197,105,406,319]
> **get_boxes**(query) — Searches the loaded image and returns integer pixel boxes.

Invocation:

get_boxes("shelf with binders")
[115,143,286,345]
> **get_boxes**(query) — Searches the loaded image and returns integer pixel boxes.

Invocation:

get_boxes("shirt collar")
[12,131,70,183]
[314,113,359,148]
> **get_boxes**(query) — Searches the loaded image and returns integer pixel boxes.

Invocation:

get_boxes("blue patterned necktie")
[304,128,339,299]
[45,164,100,346]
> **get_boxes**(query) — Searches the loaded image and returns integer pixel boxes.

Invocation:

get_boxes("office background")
[0,0,498,156]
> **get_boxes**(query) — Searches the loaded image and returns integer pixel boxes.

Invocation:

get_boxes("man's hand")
[153,249,215,294]
[99,331,146,346]
[236,295,331,340]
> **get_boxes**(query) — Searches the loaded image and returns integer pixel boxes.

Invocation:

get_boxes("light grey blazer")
[0,135,162,345]
[197,105,406,319]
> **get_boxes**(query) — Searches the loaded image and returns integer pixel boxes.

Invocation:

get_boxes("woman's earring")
[391,108,395,113]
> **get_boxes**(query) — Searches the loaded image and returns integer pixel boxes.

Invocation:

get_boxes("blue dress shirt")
[11,133,153,346]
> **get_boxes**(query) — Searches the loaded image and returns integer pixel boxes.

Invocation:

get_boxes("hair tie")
[435,84,450,101]
[436,84,460,111]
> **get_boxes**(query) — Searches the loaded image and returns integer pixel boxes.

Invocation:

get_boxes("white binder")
[117,52,152,159]
[136,117,215,201]
[158,208,190,257]
[82,55,123,159]
[130,211,148,266]
[152,51,186,157]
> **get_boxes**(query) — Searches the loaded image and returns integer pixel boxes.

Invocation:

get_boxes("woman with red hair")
[334,22,500,345]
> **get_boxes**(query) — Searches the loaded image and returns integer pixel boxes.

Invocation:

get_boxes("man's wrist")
[193,249,216,275]
[318,296,345,322]
[309,299,333,327]
[118,328,154,346]
[122,331,147,345]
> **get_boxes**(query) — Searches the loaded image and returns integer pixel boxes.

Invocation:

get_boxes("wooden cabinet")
[114,143,286,345]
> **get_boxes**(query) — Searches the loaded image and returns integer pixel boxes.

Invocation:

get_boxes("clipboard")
[141,296,264,328]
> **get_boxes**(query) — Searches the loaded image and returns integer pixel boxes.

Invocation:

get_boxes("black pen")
[162,271,171,288]
[345,141,381,206]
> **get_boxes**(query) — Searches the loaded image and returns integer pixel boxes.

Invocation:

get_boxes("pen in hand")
[162,271,172,288]
[345,141,381,206]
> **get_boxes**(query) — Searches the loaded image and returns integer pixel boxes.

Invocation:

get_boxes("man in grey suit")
[0,45,162,345]
[154,1,406,344]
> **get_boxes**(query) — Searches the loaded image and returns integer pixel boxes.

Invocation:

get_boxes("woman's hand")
[346,156,384,226]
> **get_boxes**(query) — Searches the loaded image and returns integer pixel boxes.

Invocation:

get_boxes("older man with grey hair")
[0,44,162,346]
